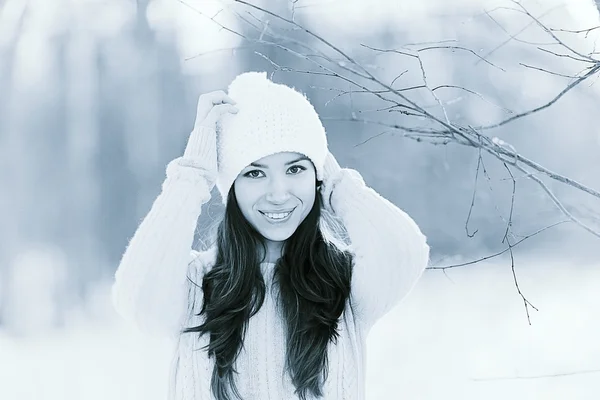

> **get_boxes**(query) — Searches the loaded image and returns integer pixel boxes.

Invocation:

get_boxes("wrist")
[322,150,342,179]
[167,157,217,188]
[183,125,217,174]
[320,169,345,214]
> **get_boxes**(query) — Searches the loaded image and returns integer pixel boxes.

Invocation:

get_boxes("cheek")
[296,175,317,205]
[233,181,259,215]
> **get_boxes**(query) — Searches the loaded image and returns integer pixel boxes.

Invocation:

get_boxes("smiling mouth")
[259,208,295,222]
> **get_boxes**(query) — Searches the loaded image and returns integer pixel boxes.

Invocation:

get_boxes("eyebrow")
[249,156,310,168]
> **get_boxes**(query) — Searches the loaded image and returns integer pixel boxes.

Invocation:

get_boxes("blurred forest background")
[1,0,600,399]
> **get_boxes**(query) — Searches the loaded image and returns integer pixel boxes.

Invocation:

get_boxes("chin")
[258,227,297,242]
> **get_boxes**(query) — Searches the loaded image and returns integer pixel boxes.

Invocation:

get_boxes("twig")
[511,0,597,63]
[502,163,516,242]
[536,47,597,64]
[353,130,394,147]
[512,163,600,238]
[507,234,538,325]
[478,5,563,65]
[501,163,537,324]
[480,148,512,227]
[551,26,600,35]
[431,85,514,113]
[185,45,259,61]
[427,220,569,270]
[359,43,416,59]
[321,117,440,136]
[390,70,409,87]
[477,63,600,130]
[472,368,600,381]
[361,43,505,71]
[416,54,452,124]
[401,39,459,47]
[177,1,245,39]
[465,148,483,238]
[519,63,582,79]
[417,45,505,72]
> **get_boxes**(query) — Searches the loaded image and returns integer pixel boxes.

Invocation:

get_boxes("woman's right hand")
[183,90,238,174]
[192,90,238,132]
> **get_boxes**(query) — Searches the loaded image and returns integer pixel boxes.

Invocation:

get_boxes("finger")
[204,90,236,105]
[215,94,237,105]
[196,91,236,121]
[204,103,238,125]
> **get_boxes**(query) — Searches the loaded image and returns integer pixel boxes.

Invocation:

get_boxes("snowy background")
[1,0,600,399]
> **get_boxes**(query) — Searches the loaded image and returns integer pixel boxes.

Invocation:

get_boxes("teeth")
[263,211,291,220]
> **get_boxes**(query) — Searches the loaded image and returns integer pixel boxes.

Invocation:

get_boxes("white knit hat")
[216,72,329,204]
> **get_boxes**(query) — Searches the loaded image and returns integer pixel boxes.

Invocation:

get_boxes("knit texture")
[112,158,430,399]
[215,72,328,204]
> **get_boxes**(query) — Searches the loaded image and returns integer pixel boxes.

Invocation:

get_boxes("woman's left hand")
[320,151,343,213]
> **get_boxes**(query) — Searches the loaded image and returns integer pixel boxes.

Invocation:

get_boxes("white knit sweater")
[112,153,430,400]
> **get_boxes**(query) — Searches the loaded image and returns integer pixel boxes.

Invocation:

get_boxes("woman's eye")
[288,165,306,174]
[244,170,264,179]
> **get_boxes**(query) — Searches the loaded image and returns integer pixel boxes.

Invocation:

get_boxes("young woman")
[112,72,430,400]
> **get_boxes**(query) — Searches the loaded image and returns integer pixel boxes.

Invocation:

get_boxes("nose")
[265,174,291,204]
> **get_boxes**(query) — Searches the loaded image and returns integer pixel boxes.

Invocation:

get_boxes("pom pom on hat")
[216,72,328,204]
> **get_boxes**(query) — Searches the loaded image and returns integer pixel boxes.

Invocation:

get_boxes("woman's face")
[233,151,317,247]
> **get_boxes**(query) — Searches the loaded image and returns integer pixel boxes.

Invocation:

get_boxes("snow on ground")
[1,257,599,400]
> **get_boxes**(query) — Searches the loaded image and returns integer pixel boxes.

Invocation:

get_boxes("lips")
[259,207,296,223]
[260,208,294,213]
[263,211,291,219]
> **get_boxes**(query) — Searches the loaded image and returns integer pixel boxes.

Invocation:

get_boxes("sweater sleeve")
[111,157,214,338]
[329,168,430,332]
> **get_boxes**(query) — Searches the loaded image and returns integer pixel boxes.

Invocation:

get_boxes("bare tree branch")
[511,0,597,62]
[477,63,600,130]
[477,6,559,64]
[551,25,600,39]
[390,69,409,86]
[512,163,600,238]
[430,85,514,113]
[177,0,245,39]
[518,62,583,79]
[536,47,597,64]
[180,0,600,327]
[465,147,483,238]
[427,220,569,270]
[190,0,600,251]
[502,163,538,324]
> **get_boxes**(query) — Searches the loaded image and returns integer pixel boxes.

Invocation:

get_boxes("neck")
[261,240,284,264]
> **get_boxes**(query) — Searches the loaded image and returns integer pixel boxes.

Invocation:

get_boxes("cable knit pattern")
[112,158,430,399]
[183,125,218,182]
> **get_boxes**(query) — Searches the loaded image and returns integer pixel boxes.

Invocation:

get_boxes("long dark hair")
[183,182,354,400]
